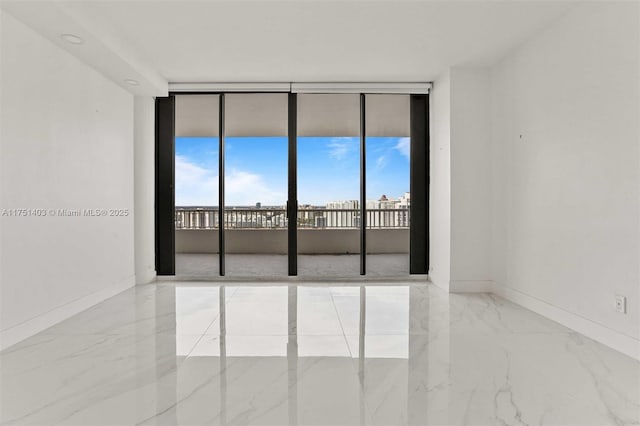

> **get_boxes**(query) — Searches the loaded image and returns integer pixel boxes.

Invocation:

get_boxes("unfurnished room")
[0,1,639,425]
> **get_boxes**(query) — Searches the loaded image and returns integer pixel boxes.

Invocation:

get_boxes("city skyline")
[175,136,410,206]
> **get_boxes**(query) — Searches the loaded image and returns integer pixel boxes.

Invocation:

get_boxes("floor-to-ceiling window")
[224,94,288,277]
[297,94,361,278]
[156,88,429,278]
[365,95,410,276]
[173,95,220,276]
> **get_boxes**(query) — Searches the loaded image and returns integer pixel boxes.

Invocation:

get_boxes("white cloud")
[395,137,410,160]
[226,169,286,206]
[175,155,218,206]
[376,155,388,169]
[327,138,356,160]
[175,155,285,206]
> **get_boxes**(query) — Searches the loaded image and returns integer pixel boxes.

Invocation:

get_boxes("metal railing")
[175,207,410,230]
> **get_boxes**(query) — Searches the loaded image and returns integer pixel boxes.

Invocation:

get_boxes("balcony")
[175,207,410,277]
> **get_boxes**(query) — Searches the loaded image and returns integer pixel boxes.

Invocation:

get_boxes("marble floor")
[1,283,638,425]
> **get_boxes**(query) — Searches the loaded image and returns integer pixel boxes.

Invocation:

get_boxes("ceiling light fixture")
[124,79,140,86]
[60,33,84,45]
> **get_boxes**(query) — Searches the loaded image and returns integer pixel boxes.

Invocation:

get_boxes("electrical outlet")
[615,295,627,314]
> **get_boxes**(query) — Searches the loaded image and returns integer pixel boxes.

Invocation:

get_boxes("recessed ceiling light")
[60,34,84,45]
[124,79,140,86]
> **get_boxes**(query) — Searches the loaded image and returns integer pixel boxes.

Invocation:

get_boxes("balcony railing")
[175,208,410,230]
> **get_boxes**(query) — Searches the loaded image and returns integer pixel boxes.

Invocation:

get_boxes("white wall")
[491,2,640,354]
[449,68,493,291]
[430,67,493,293]
[0,12,135,349]
[429,71,452,291]
[134,96,156,284]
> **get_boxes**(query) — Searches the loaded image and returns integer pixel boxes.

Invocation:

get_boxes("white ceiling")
[1,0,579,95]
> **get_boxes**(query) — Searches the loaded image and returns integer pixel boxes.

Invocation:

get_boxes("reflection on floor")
[176,253,410,278]
[1,283,638,425]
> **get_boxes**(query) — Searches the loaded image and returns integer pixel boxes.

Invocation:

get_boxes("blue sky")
[175,136,409,206]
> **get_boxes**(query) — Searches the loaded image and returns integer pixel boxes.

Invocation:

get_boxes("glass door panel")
[224,94,288,277]
[365,95,410,276]
[174,94,220,277]
[297,94,360,277]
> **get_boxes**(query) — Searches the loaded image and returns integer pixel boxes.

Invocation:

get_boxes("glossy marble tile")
[41,285,233,337]
[447,292,572,335]
[0,333,199,425]
[1,282,638,426]
[150,335,371,425]
[344,330,640,426]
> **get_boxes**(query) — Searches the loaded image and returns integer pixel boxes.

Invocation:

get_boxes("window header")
[169,82,431,95]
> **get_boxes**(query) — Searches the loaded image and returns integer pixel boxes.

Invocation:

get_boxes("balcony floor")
[176,253,410,278]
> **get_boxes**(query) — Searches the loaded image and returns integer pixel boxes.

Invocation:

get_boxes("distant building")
[325,200,358,227]
[362,193,411,228]
[396,192,410,227]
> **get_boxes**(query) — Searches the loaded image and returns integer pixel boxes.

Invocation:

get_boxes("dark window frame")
[155,91,429,276]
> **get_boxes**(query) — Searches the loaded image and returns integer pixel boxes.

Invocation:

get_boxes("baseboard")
[493,282,640,362]
[427,274,449,292]
[0,275,135,351]
[450,280,495,293]
[135,267,156,285]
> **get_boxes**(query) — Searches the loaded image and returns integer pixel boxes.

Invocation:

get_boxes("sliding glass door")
[365,95,411,276]
[173,95,220,277]
[156,91,428,278]
[224,94,289,277]
[297,94,361,278]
